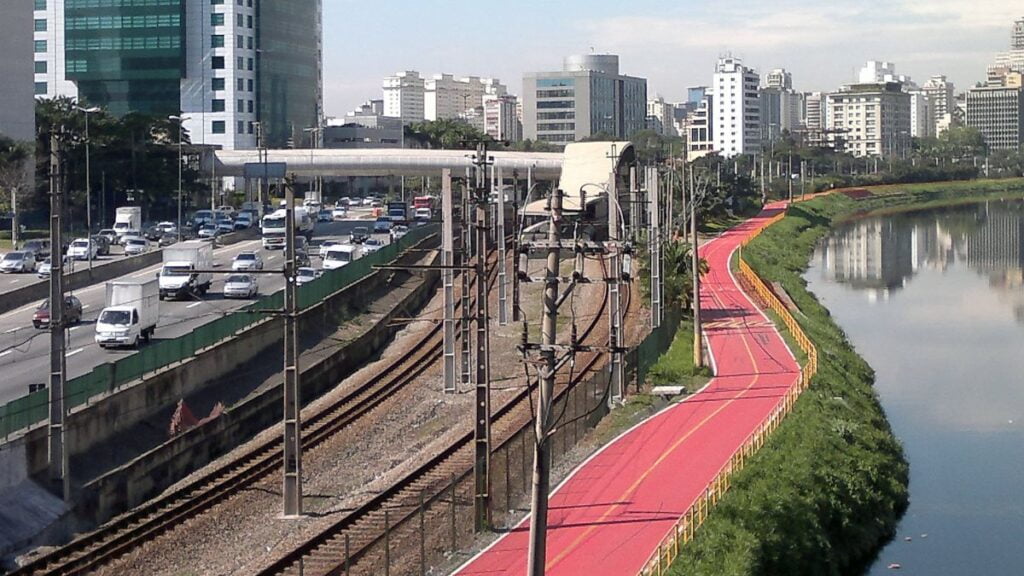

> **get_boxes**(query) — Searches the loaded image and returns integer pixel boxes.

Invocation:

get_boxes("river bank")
[668,178,1024,575]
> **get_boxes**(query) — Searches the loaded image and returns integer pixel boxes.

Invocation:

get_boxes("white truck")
[113,207,143,241]
[158,240,214,300]
[260,207,314,250]
[95,279,159,349]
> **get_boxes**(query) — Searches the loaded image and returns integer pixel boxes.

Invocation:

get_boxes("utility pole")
[472,143,493,532]
[77,106,99,270]
[608,171,624,404]
[787,151,794,202]
[690,168,704,369]
[649,167,662,329]
[48,131,69,501]
[460,170,472,393]
[497,166,508,325]
[526,188,561,576]
[282,177,303,517]
[442,169,456,393]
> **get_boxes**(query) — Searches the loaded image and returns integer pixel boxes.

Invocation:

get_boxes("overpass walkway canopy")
[522,141,636,216]
[204,148,564,179]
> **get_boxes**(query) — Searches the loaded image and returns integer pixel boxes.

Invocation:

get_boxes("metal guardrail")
[0,225,437,439]
[637,210,819,576]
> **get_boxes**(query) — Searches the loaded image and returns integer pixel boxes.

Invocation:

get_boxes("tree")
[0,134,31,214]
[404,119,488,149]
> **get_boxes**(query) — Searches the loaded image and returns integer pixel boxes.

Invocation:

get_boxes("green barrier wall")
[0,225,437,438]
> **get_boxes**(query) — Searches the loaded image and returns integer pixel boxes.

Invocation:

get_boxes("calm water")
[804,201,1024,575]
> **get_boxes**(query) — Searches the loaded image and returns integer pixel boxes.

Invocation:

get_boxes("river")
[803,200,1024,574]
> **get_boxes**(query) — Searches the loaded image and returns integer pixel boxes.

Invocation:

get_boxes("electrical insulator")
[622,243,633,281]
[573,251,584,281]
[517,251,529,281]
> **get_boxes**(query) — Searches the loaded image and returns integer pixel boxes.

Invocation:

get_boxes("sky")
[322,0,1021,117]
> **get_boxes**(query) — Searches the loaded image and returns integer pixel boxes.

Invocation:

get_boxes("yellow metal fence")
[637,210,819,576]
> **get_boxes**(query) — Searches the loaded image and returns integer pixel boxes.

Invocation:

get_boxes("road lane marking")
[82,304,90,310]
[69,326,80,332]
[0,350,11,358]
[65,348,84,358]
[4,327,18,334]
[187,302,203,309]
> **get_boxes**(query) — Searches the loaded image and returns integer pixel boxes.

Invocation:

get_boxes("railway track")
[12,244,502,576]
[257,258,632,576]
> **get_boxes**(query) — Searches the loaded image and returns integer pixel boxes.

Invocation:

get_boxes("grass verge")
[666,179,1024,575]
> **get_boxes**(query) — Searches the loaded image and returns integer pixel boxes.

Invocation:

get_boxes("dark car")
[32,295,83,329]
[144,226,164,241]
[91,234,111,256]
[349,226,369,244]
[22,239,51,260]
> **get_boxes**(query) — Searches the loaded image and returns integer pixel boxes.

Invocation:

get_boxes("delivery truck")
[113,207,143,240]
[95,278,159,349]
[158,240,214,300]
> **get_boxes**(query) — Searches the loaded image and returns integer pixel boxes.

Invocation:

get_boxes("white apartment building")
[32,0,77,100]
[826,82,911,157]
[383,71,425,124]
[646,95,678,136]
[907,90,933,138]
[483,94,521,141]
[424,74,507,121]
[922,75,955,134]
[712,56,761,157]
[803,92,825,130]
[687,95,714,161]
[765,68,792,91]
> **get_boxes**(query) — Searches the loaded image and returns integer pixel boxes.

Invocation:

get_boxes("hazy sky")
[322,1,1021,117]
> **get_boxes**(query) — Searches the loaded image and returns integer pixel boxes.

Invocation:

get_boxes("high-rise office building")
[32,0,322,150]
[803,92,825,130]
[383,70,425,124]
[711,56,761,157]
[522,54,647,145]
[765,68,793,91]
[966,85,1024,151]
[646,95,677,136]
[686,94,714,161]
[826,82,911,157]
[1014,17,1024,50]
[483,94,521,142]
[922,75,955,134]
[987,17,1024,86]
[0,0,35,142]
[424,74,507,121]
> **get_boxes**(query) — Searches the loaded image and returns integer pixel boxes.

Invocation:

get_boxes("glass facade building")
[64,0,186,116]
[257,0,321,148]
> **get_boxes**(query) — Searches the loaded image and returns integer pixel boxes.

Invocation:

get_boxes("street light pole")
[76,106,100,270]
[169,115,190,242]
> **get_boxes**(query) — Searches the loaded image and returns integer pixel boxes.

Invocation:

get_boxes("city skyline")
[323,0,1019,116]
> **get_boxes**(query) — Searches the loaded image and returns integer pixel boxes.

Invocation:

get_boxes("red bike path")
[454,204,801,576]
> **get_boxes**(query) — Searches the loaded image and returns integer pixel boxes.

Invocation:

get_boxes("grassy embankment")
[667,177,1024,576]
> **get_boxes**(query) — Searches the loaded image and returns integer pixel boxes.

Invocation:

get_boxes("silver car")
[296,267,321,286]
[123,238,150,256]
[1,251,36,273]
[223,274,258,298]
[232,251,264,271]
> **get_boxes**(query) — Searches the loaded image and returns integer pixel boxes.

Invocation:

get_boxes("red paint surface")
[454,204,800,576]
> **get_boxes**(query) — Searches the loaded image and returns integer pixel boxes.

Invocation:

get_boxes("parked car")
[332,207,348,221]
[362,238,385,254]
[390,225,409,241]
[32,295,83,329]
[68,238,98,261]
[349,226,369,244]
[197,223,219,238]
[96,229,119,246]
[223,274,258,299]
[296,267,321,285]
[22,239,51,259]
[317,209,332,223]
[123,238,151,256]
[1,251,36,273]
[91,234,111,256]
[232,251,264,271]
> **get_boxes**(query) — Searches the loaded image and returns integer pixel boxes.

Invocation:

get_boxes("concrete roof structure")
[522,141,636,215]
[204,148,564,179]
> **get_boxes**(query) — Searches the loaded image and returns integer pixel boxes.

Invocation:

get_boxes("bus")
[412,196,434,211]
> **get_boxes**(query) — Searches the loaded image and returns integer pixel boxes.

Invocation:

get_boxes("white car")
[197,223,219,238]
[390,225,409,241]
[0,251,36,273]
[156,221,177,234]
[414,208,432,221]
[68,238,98,261]
[338,197,352,207]
[223,274,258,298]
[216,219,234,234]
[331,207,348,221]
[362,238,385,254]
[318,240,343,259]
[361,197,375,207]
[296,267,321,285]
[123,238,150,256]
[119,229,142,245]
[232,251,264,271]
[37,256,72,278]
[322,245,359,270]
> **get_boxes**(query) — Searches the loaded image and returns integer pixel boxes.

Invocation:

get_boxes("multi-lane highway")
[0,219,382,405]
[0,244,133,298]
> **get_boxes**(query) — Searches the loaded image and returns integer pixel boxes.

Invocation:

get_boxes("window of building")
[34,0,45,10]
[247,100,254,113]
[236,13,244,27]
[237,56,244,69]
[211,0,224,4]
[34,81,47,95]
[34,40,47,53]
[247,15,253,28]
[237,121,245,134]
[212,56,225,69]
[212,77,225,90]
[34,19,47,32]
[236,35,244,49]
[212,99,226,112]
[237,78,244,91]
[34,61,47,74]
[237,98,244,111]
[247,36,253,49]
[247,121,254,134]
[212,120,226,134]
[247,79,253,92]
[211,13,224,26]
[237,0,243,4]
[211,34,225,48]
[247,58,253,71]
